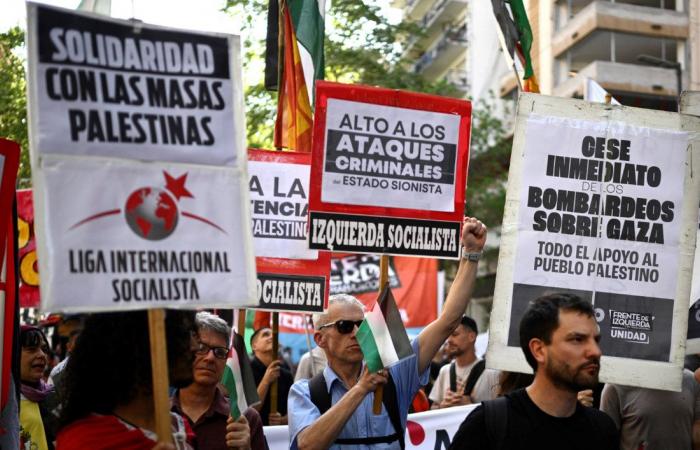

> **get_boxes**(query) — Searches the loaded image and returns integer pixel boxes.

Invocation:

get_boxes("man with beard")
[450,293,618,450]
[429,315,481,408]
[56,310,198,449]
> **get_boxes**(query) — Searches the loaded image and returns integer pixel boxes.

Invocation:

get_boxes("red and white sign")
[308,81,471,259]
[249,149,330,313]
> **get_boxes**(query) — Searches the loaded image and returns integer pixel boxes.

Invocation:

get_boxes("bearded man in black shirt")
[450,293,618,450]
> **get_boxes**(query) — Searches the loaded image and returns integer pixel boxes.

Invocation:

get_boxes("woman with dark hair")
[19,325,57,450]
[56,310,197,449]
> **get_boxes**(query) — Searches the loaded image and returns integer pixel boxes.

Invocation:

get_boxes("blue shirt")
[288,339,429,449]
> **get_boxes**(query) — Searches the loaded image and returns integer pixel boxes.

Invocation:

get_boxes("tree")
[0,27,30,187]
[224,0,460,148]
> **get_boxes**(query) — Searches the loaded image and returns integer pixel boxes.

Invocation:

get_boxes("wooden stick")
[270,311,279,414]
[148,309,173,444]
[373,255,390,414]
[237,309,246,336]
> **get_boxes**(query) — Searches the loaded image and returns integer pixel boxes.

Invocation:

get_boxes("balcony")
[552,1,688,57]
[404,0,469,57]
[445,68,470,95]
[414,24,468,79]
[405,0,438,21]
[554,60,685,98]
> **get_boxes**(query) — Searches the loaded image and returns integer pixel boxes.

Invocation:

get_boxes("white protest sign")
[37,157,254,312]
[27,3,256,313]
[248,151,316,260]
[488,93,700,391]
[322,98,461,212]
[27,4,243,166]
[264,404,477,449]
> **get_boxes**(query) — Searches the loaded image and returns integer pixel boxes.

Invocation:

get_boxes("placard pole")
[373,255,390,414]
[237,309,246,336]
[270,311,280,415]
[148,308,173,444]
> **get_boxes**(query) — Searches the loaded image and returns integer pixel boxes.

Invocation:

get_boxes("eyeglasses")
[318,319,363,334]
[195,342,229,360]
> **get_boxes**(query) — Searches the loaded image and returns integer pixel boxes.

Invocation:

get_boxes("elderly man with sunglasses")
[288,217,487,450]
[171,312,268,450]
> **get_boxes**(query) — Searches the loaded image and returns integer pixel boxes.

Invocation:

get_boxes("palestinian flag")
[356,286,413,373]
[491,0,539,92]
[220,332,259,419]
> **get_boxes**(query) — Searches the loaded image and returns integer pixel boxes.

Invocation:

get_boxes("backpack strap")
[449,362,457,392]
[308,372,331,414]
[308,370,404,449]
[464,359,486,396]
[483,396,509,450]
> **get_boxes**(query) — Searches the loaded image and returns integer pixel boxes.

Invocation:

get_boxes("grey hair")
[195,311,231,343]
[313,294,364,330]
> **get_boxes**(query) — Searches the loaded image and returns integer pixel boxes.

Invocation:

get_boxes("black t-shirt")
[250,356,294,426]
[449,388,618,450]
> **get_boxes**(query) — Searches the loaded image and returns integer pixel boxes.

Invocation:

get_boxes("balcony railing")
[414,24,468,73]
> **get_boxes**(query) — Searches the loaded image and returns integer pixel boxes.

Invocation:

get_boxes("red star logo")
[163,171,193,201]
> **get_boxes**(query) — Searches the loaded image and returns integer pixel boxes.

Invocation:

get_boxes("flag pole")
[237,309,246,336]
[373,255,390,414]
[148,308,173,444]
[270,311,280,417]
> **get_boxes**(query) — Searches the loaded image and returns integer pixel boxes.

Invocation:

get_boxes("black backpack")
[308,371,405,449]
[449,359,487,396]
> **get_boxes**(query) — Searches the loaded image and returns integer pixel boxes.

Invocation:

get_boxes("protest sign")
[16,190,40,308]
[26,4,243,166]
[488,93,700,391]
[26,3,256,313]
[308,81,471,258]
[263,404,478,449]
[0,139,20,412]
[248,149,330,313]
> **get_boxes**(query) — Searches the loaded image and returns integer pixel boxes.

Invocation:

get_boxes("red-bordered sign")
[308,81,471,259]
[0,139,20,271]
[248,149,330,313]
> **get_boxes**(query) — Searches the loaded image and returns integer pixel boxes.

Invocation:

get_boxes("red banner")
[16,189,40,308]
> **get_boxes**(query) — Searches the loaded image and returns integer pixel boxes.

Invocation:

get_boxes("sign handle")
[270,311,279,415]
[237,309,246,336]
[373,255,390,414]
[148,308,173,444]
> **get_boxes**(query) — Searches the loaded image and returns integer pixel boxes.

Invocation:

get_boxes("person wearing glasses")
[288,217,487,450]
[250,327,294,426]
[171,312,268,450]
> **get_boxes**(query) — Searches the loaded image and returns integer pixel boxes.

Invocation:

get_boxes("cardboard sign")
[308,81,471,259]
[248,149,330,313]
[17,190,40,308]
[26,4,256,313]
[488,94,700,391]
[26,4,243,166]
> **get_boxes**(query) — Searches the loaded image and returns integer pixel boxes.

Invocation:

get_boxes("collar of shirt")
[322,362,367,392]
[171,386,229,425]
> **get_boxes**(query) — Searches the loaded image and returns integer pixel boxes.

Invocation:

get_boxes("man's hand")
[577,389,594,407]
[355,367,388,395]
[225,414,251,450]
[268,412,288,426]
[461,217,487,253]
[261,360,281,387]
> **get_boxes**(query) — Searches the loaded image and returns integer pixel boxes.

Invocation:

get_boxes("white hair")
[195,311,230,343]
[313,294,364,329]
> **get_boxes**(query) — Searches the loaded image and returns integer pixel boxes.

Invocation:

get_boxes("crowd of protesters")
[8,217,700,449]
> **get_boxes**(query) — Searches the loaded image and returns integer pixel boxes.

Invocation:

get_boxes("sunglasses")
[318,319,363,334]
[195,342,229,360]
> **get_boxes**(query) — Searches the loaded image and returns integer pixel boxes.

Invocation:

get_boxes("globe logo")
[124,187,179,240]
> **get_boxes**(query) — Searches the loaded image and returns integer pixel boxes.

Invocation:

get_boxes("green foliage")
[0,27,30,187]
[225,0,460,148]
